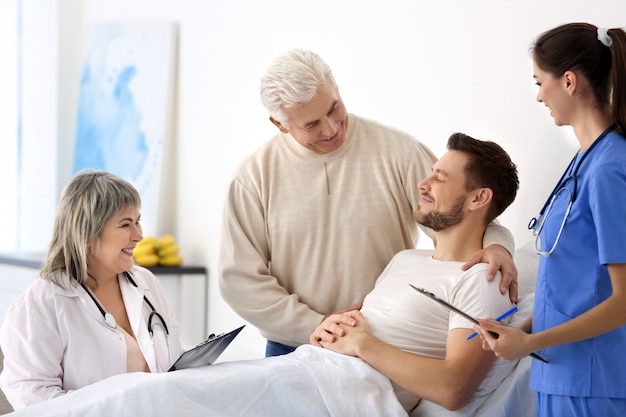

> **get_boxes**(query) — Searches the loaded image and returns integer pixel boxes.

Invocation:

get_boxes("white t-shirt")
[361,249,514,411]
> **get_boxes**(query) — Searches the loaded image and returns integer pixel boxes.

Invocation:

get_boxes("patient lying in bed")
[5,134,527,417]
[4,249,518,417]
[312,250,515,413]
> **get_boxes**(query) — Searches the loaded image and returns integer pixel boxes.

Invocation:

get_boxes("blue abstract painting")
[73,21,177,235]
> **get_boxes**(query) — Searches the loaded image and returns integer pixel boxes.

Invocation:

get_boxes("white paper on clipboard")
[168,325,245,371]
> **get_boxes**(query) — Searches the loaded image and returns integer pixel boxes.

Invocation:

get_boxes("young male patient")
[311,131,519,412]
[5,133,519,417]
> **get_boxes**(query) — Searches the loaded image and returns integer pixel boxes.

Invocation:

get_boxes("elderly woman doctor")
[0,170,183,410]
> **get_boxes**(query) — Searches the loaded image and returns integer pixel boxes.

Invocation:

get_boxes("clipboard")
[409,284,483,325]
[168,325,245,371]
[409,284,549,363]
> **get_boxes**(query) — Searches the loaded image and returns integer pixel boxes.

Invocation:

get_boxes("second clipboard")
[409,284,548,363]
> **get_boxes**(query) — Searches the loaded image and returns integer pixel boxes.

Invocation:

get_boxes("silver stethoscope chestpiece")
[105,312,117,329]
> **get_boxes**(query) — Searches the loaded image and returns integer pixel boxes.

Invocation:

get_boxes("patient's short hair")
[447,132,519,224]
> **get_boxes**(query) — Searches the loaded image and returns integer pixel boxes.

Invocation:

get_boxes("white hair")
[260,48,337,128]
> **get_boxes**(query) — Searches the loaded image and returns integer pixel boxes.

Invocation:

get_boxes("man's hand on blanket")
[310,310,360,347]
[461,244,519,303]
[310,299,364,347]
[318,311,374,357]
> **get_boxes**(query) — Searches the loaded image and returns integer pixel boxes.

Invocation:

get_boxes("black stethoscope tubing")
[528,125,615,231]
[80,271,169,336]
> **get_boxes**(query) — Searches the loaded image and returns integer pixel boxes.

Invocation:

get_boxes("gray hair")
[260,48,337,128]
[41,170,141,287]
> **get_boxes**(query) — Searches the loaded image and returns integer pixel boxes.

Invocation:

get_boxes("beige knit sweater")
[219,114,513,346]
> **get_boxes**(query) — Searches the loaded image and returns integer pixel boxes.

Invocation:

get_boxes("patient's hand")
[309,310,359,347]
[319,311,374,357]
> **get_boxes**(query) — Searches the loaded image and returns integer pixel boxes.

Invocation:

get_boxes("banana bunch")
[133,234,183,267]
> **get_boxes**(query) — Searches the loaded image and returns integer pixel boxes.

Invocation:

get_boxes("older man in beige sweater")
[219,48,517,356]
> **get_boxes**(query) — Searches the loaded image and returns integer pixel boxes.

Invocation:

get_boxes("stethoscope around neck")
[79,271,172,369]
[528,125,614,256]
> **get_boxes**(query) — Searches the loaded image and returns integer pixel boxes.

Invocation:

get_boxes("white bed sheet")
[5,345,408,417]
[6,244,540,417]
[411,357,534,417]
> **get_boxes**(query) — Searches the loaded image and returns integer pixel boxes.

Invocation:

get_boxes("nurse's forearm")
[528,264,626,351]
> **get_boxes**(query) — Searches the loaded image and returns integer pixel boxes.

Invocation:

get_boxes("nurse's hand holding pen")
[473,315,538,362]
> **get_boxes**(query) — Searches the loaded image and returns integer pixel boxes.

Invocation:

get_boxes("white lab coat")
[0,266,182,410]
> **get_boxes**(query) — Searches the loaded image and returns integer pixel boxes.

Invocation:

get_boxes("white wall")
[0,0,19,252]
[15,0,626,360]
[18,0,60,252]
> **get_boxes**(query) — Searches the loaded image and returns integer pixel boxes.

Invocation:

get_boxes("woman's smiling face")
[533,61,573,127]
[88,207,143,280]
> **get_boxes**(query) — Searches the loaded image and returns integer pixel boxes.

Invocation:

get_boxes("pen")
[466,306,518,340]
[464,305,550,364]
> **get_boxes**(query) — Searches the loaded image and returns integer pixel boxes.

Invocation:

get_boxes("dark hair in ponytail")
[532,22,626,134]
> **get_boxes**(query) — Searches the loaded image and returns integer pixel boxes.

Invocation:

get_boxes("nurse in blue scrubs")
[474,22,626,417]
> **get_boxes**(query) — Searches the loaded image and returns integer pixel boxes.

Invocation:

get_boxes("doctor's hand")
[473,319,533,362]
[310,310,359,347]
[462,244,518,303]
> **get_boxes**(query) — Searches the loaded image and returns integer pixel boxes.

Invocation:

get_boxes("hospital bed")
[1,244,539,417]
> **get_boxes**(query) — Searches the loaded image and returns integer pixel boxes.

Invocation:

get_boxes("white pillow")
[514,241,539,301]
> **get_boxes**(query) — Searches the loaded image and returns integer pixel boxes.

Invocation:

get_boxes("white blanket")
[6,345,408,417]
[7,244,541,417]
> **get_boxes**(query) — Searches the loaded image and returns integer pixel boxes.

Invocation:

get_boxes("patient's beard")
[416,196,465,232]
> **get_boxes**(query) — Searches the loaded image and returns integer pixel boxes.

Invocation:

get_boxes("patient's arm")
[320,311,495,411]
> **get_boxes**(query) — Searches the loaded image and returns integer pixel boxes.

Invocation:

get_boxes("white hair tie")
[597,27,613,47]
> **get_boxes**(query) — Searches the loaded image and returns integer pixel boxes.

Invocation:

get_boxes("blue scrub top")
[531,131,626,398]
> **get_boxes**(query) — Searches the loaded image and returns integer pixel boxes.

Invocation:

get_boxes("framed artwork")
[72,21,177,236]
